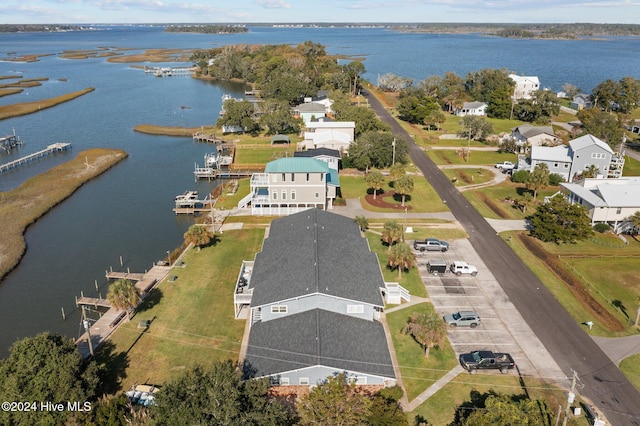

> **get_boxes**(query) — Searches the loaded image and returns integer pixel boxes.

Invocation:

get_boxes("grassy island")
[0,148,128,281]
[0,87,95,120]
[134,124,210,137]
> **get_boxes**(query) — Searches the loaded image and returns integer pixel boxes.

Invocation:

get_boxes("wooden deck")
[76,296,111,308]
[76,264,172,359]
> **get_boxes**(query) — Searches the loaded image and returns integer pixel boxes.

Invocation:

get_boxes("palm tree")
[394,175,414,207]
[364,171,385,200]
[402,311,447,357]
[526,163,549,202]
[389,163,406,182]
[354,215,369,233]
[107,279,141,315]
[387,243,416,279]
[582,164,599,178]
[183,224,211,251]
[381,220,403,251]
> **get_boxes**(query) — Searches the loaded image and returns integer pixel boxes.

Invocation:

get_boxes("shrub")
[594,223,611,233]
[333,197,347,206]
[511,169,530,183]
[548,173,565,186]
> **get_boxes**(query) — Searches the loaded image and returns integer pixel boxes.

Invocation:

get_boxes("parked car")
[450,261,478,276]
[426,259,448,275]
[495,161,515,171]
[413,238,449,252]
[443,311,481,328]
[459,350,515,374]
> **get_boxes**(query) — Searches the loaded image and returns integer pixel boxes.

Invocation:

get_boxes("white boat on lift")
[205,151,219,168]
[174,190,199,207]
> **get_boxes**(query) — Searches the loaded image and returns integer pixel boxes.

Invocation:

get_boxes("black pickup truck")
[459,350,515,374]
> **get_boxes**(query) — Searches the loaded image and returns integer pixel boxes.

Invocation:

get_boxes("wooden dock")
[194,163,264,180]
[145,66,196,77]
[0,132,23,152]
[192,132,222,144]
[173,194,216,214]
[0,143,71,173]
[76,264,172,359]
[76,296,111,309]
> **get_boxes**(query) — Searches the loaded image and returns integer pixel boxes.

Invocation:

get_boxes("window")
[591,153,606,159]
[280,377,290,385]
[306,173,310,181]
[554,163,559,168]
[282,173,286,182]
[271,305,287,314]
[347,304,364,314]
[282,191,287,200]
[617,208,622,214]
[320,174,324,181]
[291,190,296,200]
[354,376,367,385]
[273,192,278,200]
[299,377,309,385]
[564,163,569,168]
[315,192,320,198]
[291,173,295,181]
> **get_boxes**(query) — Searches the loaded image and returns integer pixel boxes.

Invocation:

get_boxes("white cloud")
[255,0,291,9]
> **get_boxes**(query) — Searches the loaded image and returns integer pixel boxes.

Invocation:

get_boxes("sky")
[1,0,638,25]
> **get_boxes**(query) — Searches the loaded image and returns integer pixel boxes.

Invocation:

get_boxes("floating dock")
[0,143,71,173]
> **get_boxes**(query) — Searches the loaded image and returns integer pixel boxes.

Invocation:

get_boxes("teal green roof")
[265,158,329,173]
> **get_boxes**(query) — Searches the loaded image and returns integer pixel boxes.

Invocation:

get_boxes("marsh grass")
[0,149,127,281]
[0,87,94,119]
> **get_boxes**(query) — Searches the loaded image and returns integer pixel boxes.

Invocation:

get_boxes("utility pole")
[392,138,396,166]
[562,369,578,426]
[82,305,94,357]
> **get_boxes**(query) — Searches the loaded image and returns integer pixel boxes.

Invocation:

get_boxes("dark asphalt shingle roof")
[294,148,341,159]
[250,209,384,307]
[245,309,395,380]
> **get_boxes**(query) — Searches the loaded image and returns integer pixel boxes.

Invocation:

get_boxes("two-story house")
[509,74,540,100]
[300,117,356,152]
[510,124,559,149]
[560,177,640,233]
[528,134,624,181]
[293,102,327,124]
[238,157,340,215]
[239,209,398,388]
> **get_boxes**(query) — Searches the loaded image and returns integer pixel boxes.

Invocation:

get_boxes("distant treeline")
[164,25,248,34]
[395,23,640,37]
[0,24,87,33]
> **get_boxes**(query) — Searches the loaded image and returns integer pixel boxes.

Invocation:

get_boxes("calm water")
[1,26,639,356]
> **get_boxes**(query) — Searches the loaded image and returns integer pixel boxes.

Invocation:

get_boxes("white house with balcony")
[300,117,355,152]
[560,177,640,233]
[509,74,540,100]
[237,157,340,215]
[453,101,488,116]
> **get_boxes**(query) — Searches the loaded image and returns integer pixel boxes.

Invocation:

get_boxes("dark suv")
[413,238,449,252]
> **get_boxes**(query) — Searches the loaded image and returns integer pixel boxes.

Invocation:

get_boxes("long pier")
[145,66,196,77]
[0,143,71,174]
[76,264,172,359]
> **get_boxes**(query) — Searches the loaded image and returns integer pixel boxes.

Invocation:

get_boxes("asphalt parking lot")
[414,238,568,383]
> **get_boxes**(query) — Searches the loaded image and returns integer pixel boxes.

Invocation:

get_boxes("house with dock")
[237,209,401,389]
[237,157,340,215]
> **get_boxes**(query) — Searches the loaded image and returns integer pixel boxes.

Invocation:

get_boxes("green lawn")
[386,303,457,401]
[620,354,640,392]
[408,374,586,426]
[427,149,516,166]
[339,175,450,213]
[98,228,265,392]
[365,232,426,298]
[623,155,640,176]
[463,181,557,220]
[441,168,494,187]
[233,145,296,164]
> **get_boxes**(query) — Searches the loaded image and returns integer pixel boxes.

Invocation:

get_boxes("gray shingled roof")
[294,148,341,159]
[245,309,396,380]
[250,209,384,307]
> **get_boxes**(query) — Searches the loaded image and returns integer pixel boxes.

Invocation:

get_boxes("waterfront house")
[300,117,355,152]
[237,157,340,215]
[570,94,593,111]
[293,102,327,124]
[560,177,640,233]
[294,148,341,170]
[509,74,540,100]
[453,101,488,116]
[240,209,399,388]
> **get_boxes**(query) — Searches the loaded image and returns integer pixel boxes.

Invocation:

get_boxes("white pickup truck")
[495,161,515,171]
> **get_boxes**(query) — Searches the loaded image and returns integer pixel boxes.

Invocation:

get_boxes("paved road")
[363,89,640,425]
